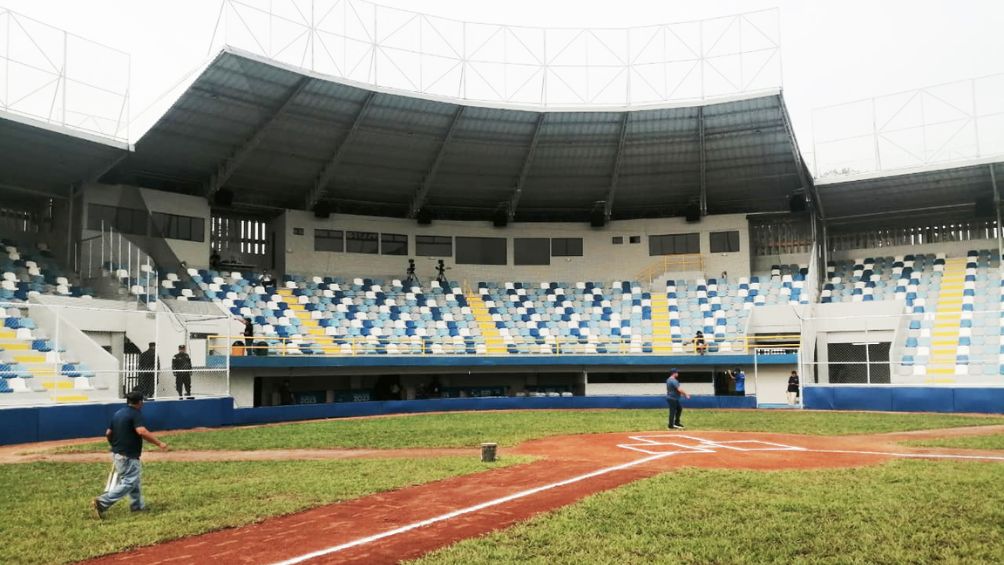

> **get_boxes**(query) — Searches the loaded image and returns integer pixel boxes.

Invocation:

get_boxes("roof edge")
[0,110,132,151]
[816,155,1004,187]
[220,45,783,114]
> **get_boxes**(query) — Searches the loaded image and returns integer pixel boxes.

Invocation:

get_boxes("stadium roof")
[103,48,811,222]
[0,113,129,201]
[817,157,1004,228]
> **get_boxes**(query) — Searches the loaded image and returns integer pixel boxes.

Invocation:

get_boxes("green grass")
[0,456,528,565]
[905,433,1004,451]
[412,460,1004,565]
[59,410,1002,453]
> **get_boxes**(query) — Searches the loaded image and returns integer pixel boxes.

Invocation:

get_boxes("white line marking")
[809,449,1004,461]
[269,451,675,565]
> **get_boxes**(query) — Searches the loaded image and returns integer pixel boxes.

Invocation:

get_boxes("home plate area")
[618,434,806,456]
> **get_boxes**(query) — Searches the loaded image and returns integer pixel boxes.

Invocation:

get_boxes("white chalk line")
[271,437,1004,564]
[807,449,1004,461]
[269,450,675,565]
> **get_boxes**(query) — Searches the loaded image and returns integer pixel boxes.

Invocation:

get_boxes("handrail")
[207,332,800,357]
[635,254,705,287]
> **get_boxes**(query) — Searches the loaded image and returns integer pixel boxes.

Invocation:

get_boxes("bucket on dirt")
[481,442,497,462]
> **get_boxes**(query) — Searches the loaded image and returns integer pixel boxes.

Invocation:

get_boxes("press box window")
[314,229,343,252]
[416,235,452,257]
[381,233,408,255]
[346,231,378,254]
[629,236,641,244]
[710,230,740,253]
[152,212,205,242]
[515,238,550,265]
[649,232,700,256]
[456,237,506,265]
[551,237,583,257]
[612,236,623,245]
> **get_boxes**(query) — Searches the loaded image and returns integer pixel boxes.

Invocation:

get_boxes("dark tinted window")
[345,231,379,254]
[381,233,408,256]
[710,230,740,253]
[551,238,583,257]
[515,238,550,265]
[649,233,700,256]
[416,235,452,257]
[314,229,343,252]
[456,237,506,265]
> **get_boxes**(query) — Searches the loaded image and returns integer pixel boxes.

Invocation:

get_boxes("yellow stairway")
[466,291,507,354]
[649,294,674,353]
[925,257,966,381]
[276,288,339,354]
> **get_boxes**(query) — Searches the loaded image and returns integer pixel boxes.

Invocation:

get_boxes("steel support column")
[698,106,707,216]
[305,91,376,210]
[991,164,1002,271]
[205,77,310,200]
[507,112,545,222]
[778,94,823,219]
[603,112,630,220]
[407,106,465,219]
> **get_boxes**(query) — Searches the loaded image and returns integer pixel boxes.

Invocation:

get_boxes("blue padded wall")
[805,387,1004,414]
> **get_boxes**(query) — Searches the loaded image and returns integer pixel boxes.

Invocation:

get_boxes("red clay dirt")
[76,426,1004,565]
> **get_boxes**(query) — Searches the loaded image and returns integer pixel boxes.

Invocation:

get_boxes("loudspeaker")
[789,193,808,213]
[492,208,509,228]
[589,208,607,228]
[684,204,701,223]
[313,202,331,219]
[213,188,234,207]
[416,208,433,225]
[975,196,995,219]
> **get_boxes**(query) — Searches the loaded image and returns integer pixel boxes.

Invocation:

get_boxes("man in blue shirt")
[732,367,746,397]
[92,391,169,519]
[665,368,690,429]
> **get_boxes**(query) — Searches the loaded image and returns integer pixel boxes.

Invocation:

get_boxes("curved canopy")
[105,49,808,222]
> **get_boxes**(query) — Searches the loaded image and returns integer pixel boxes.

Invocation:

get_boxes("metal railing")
[0,7,130,141]
[209,0,781,108]
[635,254,705,286]
[78,222,159,304]
[209,332,800,357]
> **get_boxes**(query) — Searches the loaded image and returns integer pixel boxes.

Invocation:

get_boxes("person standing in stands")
[242,317,254,353]
[732,367,746,397]
[260,271,276,293]
[278,379,294,405]
[137,342,159,399]
[787,370,800,405]
[92,391,169,519]
[665,368,690,429]
[172,345,193,399]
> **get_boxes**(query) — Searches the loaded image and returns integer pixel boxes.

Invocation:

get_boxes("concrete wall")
[278,209,752,284]
[80,183,211,268]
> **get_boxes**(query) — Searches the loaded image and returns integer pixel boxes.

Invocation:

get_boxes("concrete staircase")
[649,294,674,353]
[466,291,506,354]
[926,257,965,382]
[276,287,340,354]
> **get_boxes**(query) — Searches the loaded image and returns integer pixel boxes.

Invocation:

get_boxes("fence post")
[153,309,159,400]
[752,348,759,408]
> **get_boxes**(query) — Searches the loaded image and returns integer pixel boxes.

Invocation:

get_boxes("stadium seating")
[1,239,92,301]
[0,304,99,397]
[174,262,808,357]
[826,250,1002,379]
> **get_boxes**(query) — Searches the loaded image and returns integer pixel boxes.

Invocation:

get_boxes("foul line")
[269,451,674,565]
[809,449,1004,461]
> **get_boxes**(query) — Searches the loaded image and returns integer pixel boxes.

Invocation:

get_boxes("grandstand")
[0,3,1002,445]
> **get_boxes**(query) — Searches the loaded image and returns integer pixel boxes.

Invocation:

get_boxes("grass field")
[906,432,1004,451]
[0,456,528,565]
[11,409,1004,564]
[412,460,1004,564]
[58,409,1003,453]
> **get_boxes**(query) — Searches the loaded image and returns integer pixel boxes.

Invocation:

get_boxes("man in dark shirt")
[92,391,168,519]
[137,342,159,399]
[172,345,193,399]
[242,318,254,352]
[665,368,691,429]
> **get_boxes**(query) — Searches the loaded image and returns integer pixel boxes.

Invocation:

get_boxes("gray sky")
[5,0,1003,172]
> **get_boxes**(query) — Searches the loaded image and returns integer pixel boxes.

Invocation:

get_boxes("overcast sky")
[4,0,1003,170]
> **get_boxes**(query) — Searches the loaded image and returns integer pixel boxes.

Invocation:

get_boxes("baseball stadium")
[1,1,1003,563]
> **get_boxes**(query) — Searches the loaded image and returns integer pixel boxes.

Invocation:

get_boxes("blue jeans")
[97,453,144,511]
[667,397,682,427]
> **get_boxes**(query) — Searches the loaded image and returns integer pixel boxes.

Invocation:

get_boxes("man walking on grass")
[666,368,690,429]
[92,391,169,519]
